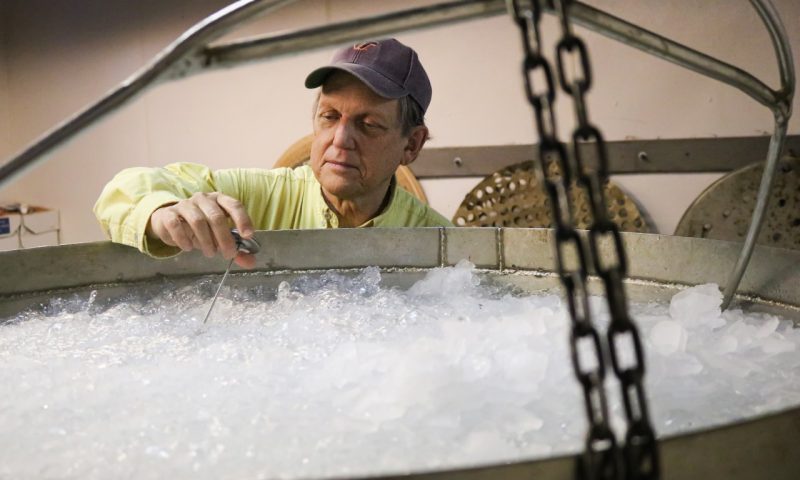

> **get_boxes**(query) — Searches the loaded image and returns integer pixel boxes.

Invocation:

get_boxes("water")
[1,260,798,479]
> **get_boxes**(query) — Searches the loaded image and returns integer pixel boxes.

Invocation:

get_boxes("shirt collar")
[320,176,397,228]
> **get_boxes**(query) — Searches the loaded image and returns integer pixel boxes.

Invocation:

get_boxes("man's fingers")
[176,201,217,257]
[194,194,238,259]
[151,207,194,251]
[234,252,257,269]
[216,194,255,238]
[148,193,256,262]
[173,219,197,252]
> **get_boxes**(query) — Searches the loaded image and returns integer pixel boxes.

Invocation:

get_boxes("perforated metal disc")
[675,156,800,249]
[452,160,654,232]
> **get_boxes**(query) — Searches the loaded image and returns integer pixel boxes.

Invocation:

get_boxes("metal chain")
[507,1,659,479]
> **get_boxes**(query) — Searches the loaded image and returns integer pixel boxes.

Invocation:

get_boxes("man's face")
[310,72,423,202]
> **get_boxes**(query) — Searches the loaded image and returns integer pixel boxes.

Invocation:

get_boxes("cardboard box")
[20,207,60,248]
[0,206,60,251]
[0,212,22,251]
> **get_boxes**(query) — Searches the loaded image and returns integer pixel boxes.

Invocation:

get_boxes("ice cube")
[649,320,687,355]
[709,334,738,355]
[2,265,799,480]
[669,283,722,327]
[761,336,796,354]
[755,316,780,339]
[408,259,478,296]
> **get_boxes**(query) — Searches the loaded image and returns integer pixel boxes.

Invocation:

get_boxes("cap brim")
[304,64,407,99]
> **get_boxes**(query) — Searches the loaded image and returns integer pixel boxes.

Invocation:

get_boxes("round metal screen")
[452,161,654,232]
[675,156,800,249]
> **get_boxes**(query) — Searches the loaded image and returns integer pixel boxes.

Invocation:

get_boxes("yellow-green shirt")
[94,163,452,257]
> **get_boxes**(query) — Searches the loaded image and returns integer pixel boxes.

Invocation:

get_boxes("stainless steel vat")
[1,227,798,480]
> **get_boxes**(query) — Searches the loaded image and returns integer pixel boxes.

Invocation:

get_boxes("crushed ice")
[0,260,798,479]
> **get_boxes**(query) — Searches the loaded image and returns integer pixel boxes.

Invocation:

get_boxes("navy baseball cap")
[305,38,432,114]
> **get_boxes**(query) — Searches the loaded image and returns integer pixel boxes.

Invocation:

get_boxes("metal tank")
[1,227,799,480]
[1,1,798,479]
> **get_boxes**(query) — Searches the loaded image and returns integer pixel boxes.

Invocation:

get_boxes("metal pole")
[750,0,795,104]
[722,119,789,309]
[206,0,782,110]
[559,1,783,110]
[0,0,297,190]
[205,0,507,67]
[721,0,795,309]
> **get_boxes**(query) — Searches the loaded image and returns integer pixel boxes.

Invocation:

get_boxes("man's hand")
[147,192,257,268]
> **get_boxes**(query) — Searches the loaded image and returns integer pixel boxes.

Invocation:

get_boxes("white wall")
[1,0,798,243]
[0,1,12,161]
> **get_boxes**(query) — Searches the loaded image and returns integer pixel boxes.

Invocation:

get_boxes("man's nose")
[332,119,356,150]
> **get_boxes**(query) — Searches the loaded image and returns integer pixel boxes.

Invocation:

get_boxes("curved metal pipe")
[206,0,785,114]
[722,0,795,310]
[0,0,509,191]
[562,2,781,111]
[750,0,795,109]
[206,0,507,68]
[0,0,296,190]
[1,0,791,195]
[722,118,788,309]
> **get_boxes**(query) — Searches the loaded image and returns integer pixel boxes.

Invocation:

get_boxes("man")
[94,38,452,268]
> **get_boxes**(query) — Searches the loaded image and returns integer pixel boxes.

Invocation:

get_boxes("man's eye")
[319,113,338,122]
[361,121,383,130]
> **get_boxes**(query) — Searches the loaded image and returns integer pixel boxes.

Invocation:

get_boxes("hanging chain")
[507,1,659,479]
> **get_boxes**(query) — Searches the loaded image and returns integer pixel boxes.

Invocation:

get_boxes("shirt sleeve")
[93,163,219,258]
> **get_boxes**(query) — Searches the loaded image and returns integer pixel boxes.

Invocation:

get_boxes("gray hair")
[398,96,427,137]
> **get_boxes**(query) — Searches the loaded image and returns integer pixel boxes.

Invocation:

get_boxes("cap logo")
[354,42,378,51]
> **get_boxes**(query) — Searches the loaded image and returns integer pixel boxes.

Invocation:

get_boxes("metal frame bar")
[0,0,299,188]
[1,0,791,186]
[0,0,508,188]
[0,0,794,307]
[2,228,800,479]
[203,0,508,71]
[412,135,800,177]
[563,1,792,113]
[720,0,793,308]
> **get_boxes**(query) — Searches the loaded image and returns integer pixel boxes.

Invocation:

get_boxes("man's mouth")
[325,160,358,171]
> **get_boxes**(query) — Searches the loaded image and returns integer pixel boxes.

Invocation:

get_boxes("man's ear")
[401,126,429,166]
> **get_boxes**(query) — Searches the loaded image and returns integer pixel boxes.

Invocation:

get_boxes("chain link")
[507,1,660,479]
